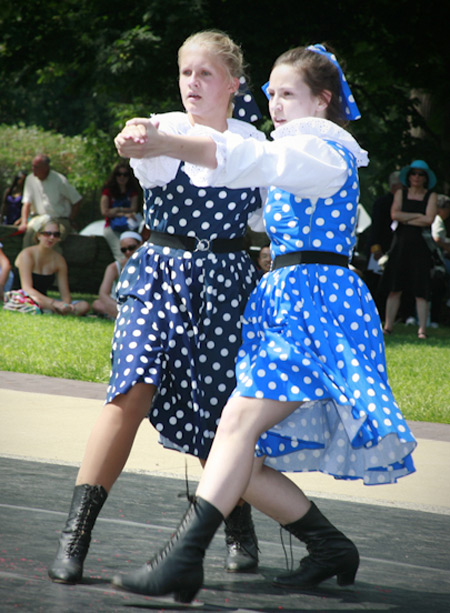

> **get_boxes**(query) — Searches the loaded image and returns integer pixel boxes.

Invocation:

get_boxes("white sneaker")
[405,317,416,325]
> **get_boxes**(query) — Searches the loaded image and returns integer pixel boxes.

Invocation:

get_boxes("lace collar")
[271,117,369,167]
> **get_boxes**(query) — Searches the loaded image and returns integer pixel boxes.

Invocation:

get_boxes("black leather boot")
[112,497,223,603]
[273,502,359,589]
[224,502,259,572]
[48,484,108,583]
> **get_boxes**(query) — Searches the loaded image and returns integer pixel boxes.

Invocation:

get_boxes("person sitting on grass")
[0,241,14,302]
[92,231,143,319]
[13,216,90,316]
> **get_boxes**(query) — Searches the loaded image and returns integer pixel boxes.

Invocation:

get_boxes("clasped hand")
[114,118,162,159]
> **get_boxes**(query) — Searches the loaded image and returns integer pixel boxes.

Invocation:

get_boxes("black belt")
[272,250,349,270]
[149,231,246,253]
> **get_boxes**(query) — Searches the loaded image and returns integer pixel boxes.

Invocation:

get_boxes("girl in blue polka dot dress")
[48,30,266,585]
[113,44,417,602]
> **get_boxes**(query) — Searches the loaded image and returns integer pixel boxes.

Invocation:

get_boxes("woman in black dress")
[383,160,438,338]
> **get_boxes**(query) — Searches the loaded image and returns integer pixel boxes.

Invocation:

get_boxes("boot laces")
[66,492,97,556]
[180,459,258,561]
[145,460,196,568]
[280,526,295,572]
[147,502,197,569]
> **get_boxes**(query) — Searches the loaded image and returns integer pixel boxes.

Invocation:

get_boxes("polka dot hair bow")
[233,77,262,123]
[307,44,361,121]
[261,44,361,121]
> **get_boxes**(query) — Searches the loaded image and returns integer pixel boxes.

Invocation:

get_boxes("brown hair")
[103,161,140,200]
[272,44,348,126]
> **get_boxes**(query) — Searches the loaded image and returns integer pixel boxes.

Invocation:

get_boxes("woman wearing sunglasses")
[101,161,141,261]
[13,216,90,315]
[382,160,438,338]
[92,231,143,319]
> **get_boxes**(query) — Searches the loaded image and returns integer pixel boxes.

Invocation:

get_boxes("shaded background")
[1,0,449,224]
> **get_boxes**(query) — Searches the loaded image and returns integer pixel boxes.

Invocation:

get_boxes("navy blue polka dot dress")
[186,118,417,484]
[106,113,265,459]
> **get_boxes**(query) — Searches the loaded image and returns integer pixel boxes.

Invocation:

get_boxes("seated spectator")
[256,244,272,276]
[100,162,141,261]
[92,231,143,319]
[13,216,90,315]
[19,155,83,248]
[430,195,450,326]
[1,170,26,226]
[0,241,14,302]
[432,195,450,273]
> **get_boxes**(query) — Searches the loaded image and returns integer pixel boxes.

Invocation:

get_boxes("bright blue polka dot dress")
[188,118,417,484]
[106,113,265,459]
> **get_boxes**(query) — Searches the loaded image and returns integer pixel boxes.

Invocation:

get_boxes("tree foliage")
[1,0,449,207]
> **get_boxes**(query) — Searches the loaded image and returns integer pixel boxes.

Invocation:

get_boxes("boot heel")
[336,567,357,586]
[174,588,198,603]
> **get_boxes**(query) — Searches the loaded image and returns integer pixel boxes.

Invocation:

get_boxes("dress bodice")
[265,142,359,259]
[144,165,261,239]
[131,112,264,240]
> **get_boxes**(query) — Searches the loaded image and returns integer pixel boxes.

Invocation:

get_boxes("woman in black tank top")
[13,217,90,315]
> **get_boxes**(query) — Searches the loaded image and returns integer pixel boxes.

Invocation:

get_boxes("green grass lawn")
[0,307,449,424]
[0,307,114,383]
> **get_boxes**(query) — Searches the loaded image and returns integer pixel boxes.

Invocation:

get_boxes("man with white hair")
[19,154,82,247]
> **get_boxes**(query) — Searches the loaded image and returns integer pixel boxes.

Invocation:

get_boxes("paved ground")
[1,371,450,612]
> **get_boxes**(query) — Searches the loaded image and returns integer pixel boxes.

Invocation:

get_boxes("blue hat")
[399,160,436,189]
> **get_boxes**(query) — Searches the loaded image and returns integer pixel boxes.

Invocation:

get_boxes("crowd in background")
[1,155,449,330]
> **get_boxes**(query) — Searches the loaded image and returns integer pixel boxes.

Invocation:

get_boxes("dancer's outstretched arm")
[114,118,217,168]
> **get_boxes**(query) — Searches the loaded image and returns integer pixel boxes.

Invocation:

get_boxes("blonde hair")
[178,30,246,82]
[34,216,64,243]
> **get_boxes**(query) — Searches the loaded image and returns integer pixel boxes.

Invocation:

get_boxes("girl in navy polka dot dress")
[113,44,418,602]
[48,30,266,585]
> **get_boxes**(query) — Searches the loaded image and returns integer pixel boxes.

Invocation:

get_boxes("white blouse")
[130,111,267,189]
[184,117,369,201]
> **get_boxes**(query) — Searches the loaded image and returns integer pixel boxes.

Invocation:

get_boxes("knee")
[109,384,155,423]
[217,400,255,440]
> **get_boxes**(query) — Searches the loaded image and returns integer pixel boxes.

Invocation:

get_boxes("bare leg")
[243,457,311,524]
[49,382,156,583]
[384,290,402,331]
[196,396,307,523]
[113,395,359,598]
[92,297,118,319]
[76,382,155,492]
[416,296,428,336]
[72,300,91,316]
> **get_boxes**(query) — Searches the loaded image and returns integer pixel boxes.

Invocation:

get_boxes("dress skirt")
[232,263,417,485]
[106,242,258,459]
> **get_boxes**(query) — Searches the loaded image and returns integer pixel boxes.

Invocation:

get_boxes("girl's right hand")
[114,118,161,158]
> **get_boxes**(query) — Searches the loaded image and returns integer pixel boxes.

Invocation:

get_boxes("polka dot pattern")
[106,166,261,459]
[232,144,417,485]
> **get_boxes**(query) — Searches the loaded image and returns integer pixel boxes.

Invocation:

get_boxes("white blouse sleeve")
[184,130,349,200]
[130,113,187,188]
